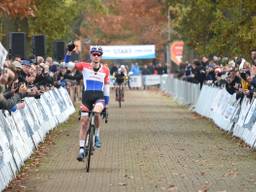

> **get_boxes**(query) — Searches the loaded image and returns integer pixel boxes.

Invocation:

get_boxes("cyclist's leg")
[80,104,90,143]
[77,104,90,161]
[77,92,93,161]
[93,99,105,148]
[115,83,119,101]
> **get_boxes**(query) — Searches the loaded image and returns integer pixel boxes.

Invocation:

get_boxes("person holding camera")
[0,67,28,112]
[64,42,110,161]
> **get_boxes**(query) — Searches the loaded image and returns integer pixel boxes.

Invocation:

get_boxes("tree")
[28,0,106,55]
[165,0,256,59]
[27,0,76,54]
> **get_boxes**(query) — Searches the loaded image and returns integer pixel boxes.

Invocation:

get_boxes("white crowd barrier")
[195,85,256,148]
[160,76,201,106]
[160,78,256,149]
[0,87,75,192]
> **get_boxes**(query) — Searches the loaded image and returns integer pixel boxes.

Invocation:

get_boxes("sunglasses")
[92,53,102,57]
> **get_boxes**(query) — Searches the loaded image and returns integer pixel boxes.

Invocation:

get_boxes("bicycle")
[115,83,124,108]
[85,109,108,172]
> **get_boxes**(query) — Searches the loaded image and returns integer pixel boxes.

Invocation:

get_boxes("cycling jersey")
[75,62,110,92]
[115,71,125,85]
[64,55,110,105]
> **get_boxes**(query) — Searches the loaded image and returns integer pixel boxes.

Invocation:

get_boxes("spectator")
[141,64,150,75]
[147,63,154,74]
[46,57,58,73]
[225,69,241,95]
[130,63,141,75]
[205,64,216,83]
[36,56,44,65]
[156,63,164,75]
[110,64,118,76]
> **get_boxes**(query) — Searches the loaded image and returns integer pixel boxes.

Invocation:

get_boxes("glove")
[67,41,75,52]
[101,108,107,119]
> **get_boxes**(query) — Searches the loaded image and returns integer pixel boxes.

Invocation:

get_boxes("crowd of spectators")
[0,53,168,113]
[0,55,82,113]
[177,50,256,101]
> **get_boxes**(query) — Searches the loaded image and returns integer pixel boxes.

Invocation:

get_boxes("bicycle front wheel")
[86,125,94,172]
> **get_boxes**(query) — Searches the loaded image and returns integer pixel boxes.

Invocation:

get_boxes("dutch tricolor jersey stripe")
[75,62,110,92]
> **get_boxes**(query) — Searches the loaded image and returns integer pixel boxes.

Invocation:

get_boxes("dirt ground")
[4,89,256,192]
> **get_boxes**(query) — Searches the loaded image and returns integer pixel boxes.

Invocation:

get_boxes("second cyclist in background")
[114,65,127,101]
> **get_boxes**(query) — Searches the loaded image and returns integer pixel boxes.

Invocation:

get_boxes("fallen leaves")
[124,174,134,179]
[198,181,210,192]
[223,169,239,178]
[118,182,127,186]
[167,184,178,192]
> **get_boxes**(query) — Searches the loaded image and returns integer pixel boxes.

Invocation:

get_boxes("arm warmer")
[64,54,75,69]
[104,84,110,105]
[64,54,71,63]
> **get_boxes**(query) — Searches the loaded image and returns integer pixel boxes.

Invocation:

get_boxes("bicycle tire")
[86,125,94,172]
[119,85,122,108]
[122,86,124,99]
[115,87,118,101]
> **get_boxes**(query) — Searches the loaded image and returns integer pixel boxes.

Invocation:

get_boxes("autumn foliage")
[0,0,36,17]
[82,0,167,59]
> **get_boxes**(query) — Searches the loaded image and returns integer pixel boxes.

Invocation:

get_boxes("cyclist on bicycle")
[114,65,127,101]
[114,65,127,85]
[64,44,110,161]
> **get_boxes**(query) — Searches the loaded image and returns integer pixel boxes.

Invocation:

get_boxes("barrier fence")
[160,76,256,149]
[160,75,201,106]
[0,87,75,192]
[195,85,256,148]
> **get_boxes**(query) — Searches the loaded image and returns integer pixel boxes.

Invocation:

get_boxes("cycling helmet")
[90,46,103,55]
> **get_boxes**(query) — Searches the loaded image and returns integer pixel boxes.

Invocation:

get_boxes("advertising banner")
[12,110,34,145]
[143,75,161,86]
[129,75,142,88]
[59,87,76,114]
[92,45,155,59]
[170,41,184,65]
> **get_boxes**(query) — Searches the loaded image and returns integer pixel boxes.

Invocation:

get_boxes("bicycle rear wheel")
[86,125,94,172]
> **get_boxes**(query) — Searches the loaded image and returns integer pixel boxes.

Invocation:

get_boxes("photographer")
[0,67,28,111]
[204,63,216,84]
[34,63,54,90]
[225,68,241,96]
[238,69,250,99]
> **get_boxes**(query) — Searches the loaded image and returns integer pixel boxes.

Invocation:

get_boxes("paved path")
[8,90,256,192]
